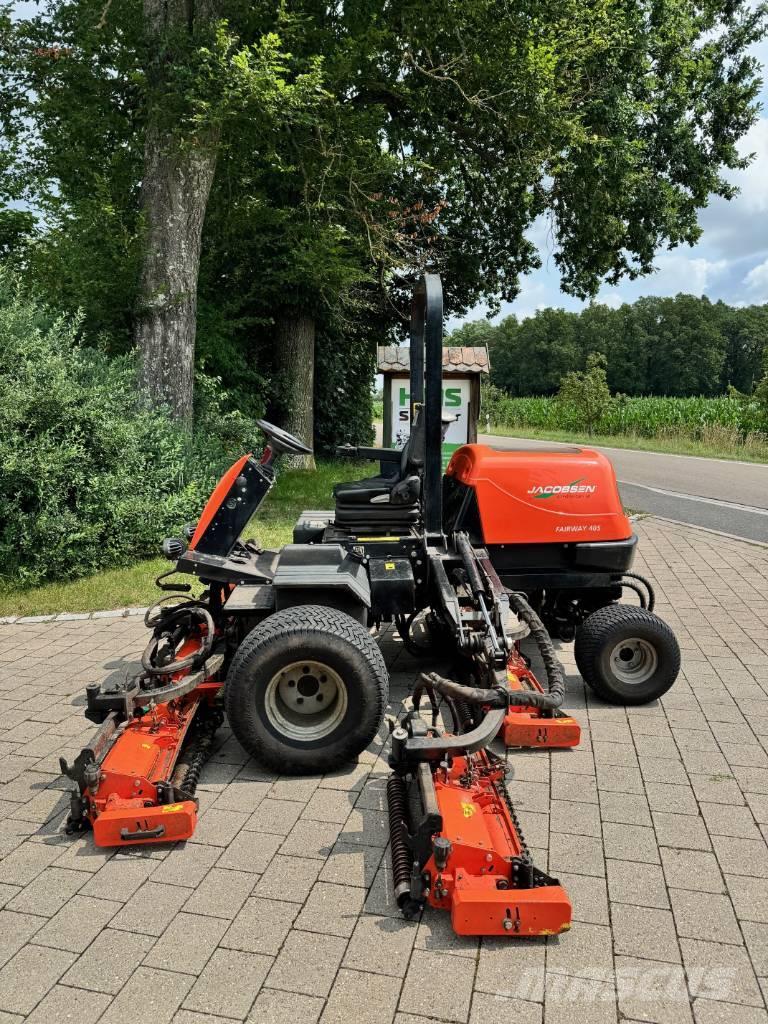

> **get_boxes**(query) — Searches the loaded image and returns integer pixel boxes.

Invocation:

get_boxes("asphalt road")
[478,433,768,544]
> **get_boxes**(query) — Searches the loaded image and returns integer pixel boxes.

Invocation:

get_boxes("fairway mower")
[61,274,679,937]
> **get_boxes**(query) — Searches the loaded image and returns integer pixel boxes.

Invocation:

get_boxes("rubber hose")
[144,594,209,629]
[141,604,215,676]
[623,571,655,612]
[620,580,647,608]
[419,671,506,708]
[505,590,566,710]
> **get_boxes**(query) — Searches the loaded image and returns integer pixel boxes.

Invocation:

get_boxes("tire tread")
[575,603,680,705]
[224,605,388,774]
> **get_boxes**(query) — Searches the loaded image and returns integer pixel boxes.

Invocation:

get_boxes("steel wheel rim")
[264,660,348,741]
[609,637,658,685]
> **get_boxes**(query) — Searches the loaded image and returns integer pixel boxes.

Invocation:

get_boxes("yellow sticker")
[385,562,395,570]
[461,802,476,818]
[357,535,400,541]
[161,803,185,813]
[140,743,152,749]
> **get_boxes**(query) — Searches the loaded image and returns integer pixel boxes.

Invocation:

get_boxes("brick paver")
[0,517,767,1023]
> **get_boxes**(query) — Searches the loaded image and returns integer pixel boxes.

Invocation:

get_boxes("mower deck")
[428,751,571,936]
[387,706,573,937]
[61,622,225,848]
[503,648,581,749]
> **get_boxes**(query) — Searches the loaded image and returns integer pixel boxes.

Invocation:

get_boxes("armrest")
[335,445,402,463]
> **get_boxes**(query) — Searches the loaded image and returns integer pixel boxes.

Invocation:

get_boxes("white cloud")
[513,278,551,321]
[648,253,729,297]
[744,257,768,298]
[593,291,625,309]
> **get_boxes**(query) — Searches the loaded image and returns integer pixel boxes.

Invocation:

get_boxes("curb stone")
[650,515,768,548]
[0,608,148,625]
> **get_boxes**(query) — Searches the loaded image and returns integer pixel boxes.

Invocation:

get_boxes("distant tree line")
[448,295,768,397]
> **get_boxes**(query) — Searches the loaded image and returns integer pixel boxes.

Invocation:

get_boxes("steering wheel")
[256,418,313,456]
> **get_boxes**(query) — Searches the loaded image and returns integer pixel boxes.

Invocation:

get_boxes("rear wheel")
[225,605,389,774]
[574,604,680,705]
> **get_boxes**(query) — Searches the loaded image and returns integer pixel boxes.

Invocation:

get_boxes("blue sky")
[456,34,768,326]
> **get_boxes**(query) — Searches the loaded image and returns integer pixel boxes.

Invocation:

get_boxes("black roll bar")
[410,274,444,536]
[409,284,425,419]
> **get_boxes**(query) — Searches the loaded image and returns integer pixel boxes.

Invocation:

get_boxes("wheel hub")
[609,637,657,685]
[265,660,348,740]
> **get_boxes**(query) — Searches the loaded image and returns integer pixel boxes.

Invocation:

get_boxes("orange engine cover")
[446,444,631,545]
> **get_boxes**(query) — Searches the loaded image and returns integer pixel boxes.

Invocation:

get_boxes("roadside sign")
[390,375,471,468]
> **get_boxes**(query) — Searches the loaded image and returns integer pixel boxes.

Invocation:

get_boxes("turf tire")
[224,604,389,774]
[574,604,680,705]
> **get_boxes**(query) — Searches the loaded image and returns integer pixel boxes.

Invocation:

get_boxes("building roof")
[377,345,490,374]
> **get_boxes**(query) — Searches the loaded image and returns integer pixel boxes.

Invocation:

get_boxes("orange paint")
[446,444,631,545]
[83,629,223,848]
[188,453,252,551]
[425,749,572,936]
[502,648,581,749]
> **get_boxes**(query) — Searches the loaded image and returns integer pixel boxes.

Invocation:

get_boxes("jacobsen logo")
[527,478,596,499]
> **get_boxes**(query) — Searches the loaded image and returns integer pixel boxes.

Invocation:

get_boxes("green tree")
[557,352,613,434]
[717,302,768,393]
[446,320,500,350]
[2,0,766,437]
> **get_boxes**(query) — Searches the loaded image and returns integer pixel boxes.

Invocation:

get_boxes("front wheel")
[574,605,680,705]
[225,605,389,774]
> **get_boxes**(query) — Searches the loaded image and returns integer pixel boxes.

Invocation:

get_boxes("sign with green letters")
[390,375,471,468]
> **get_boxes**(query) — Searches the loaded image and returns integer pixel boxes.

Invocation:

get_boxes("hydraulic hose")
[622,571,655,612]
[620,580,647,608]
[419,671,506,708]
[506,589,566,710]
[141,597,215,677]
[417,594,566,713]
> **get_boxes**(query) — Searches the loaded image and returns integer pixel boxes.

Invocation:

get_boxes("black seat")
[333,412,425,529]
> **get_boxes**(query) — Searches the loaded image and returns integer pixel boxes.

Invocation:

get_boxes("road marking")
[619,481,768,516]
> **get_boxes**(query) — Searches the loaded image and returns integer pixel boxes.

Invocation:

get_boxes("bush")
[0,277,259,586]
[556,352,613,435]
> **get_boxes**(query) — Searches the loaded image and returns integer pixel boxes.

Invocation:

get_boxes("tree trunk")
[135,0,220,425]
[274,314,316,470]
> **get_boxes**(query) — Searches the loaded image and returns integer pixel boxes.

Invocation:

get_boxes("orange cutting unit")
[60,608,225,847]
[387,684,572,937]
[503,646,581,749]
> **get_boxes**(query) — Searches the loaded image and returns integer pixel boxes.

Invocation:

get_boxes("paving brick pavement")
[0,517,766,1023]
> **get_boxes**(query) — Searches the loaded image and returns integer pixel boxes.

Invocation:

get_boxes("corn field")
[482,392,768,445]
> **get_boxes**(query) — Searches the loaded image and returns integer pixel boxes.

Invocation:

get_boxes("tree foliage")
[557,352,613,434]
[0,0,766,437]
